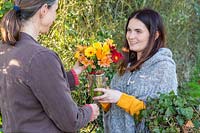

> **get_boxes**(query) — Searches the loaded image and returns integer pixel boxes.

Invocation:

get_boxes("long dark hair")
[119,8,166,75]
[0,0,57,45]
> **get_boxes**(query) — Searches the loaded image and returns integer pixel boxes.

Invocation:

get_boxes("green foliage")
[0,0,12,39]
[140,91,200,132]
[39,0,116,70]
[184,34,200,98]
[0,0,200,132]
[0,115,1,125]
[0,0,12,19]
[186,68,200,98]
[38,0,200,87]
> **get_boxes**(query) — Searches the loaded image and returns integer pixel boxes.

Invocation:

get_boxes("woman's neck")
[20,19,39,41]
[137,52,142,60]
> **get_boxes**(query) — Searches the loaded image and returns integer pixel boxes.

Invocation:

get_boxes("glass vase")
[88,71,106,97]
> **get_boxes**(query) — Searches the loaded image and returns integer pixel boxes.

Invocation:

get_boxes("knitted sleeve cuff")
[117,93,133,109]
[116,93,146,115]
[100,103,111,112]
[71,69,79,85]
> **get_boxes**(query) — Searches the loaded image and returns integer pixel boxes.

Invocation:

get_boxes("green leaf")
[153,120,158,126]
[179,107,193,119]
[165,106,175,117]
[152,128,160,133]
[174,96,185,107]
[193,119,200,128]
[87,65,92,73]
[176,116,184,126]
[0,114,2,125]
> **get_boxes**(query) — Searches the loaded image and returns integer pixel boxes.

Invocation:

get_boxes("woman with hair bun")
[0,0,99,132]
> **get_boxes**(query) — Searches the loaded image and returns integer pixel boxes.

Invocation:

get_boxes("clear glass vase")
[88,71,106,97]
[95,72,105,96]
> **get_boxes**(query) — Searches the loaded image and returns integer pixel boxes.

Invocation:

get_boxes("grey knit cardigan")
[103,48,178,133]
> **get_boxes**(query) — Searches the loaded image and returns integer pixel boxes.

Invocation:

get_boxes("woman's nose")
[127,32,136,40]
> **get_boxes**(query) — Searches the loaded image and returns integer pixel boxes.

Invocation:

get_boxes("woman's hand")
[72,61,86,75]
[93,88,122,103]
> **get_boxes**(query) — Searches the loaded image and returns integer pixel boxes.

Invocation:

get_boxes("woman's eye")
[127,28,131,32]
[136,29,142,33]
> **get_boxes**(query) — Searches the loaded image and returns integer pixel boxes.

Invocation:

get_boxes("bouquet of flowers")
[74,39,123,74]
[74,38,123,96]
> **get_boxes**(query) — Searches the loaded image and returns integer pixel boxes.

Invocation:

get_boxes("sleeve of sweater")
[66,69,79,91]
[100,103,111,112]
[27,50,92,132]
[116,93,146,115]
[101,93,145,115]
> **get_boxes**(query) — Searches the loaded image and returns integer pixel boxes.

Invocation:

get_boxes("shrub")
[39,0,200,87]
[185,34,200,98]
[140,91,200,132]
[186,67,200,98]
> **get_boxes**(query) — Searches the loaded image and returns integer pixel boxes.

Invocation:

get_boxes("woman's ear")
[39,4,49,18]
[155,31,160,40]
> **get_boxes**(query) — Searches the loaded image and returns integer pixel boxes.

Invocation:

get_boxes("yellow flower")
[84,47,96,57]
[76,45,86,52]
[102,43,110,55]
[93,42,102,50]
[74,51,80,58]
[105,39,113,45]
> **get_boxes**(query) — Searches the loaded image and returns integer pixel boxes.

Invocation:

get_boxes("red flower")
[109,45,116,51]
[111,49,123,63]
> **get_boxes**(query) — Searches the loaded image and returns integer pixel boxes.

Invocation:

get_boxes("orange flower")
[122,47,129,52]
[98,56,112,67]
[96,48,106,60]
[79,55,96,69]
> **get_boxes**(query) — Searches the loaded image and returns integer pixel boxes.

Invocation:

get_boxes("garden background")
[0,0,199,132]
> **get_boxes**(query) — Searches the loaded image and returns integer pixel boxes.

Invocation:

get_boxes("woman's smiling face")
[126,18,150,59]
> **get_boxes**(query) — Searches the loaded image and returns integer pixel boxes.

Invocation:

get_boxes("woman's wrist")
[85,104,94,121]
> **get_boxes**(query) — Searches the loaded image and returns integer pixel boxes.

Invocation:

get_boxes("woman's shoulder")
[153,48,173,60]
[143,48,176,68]
[154,48,175,65]
[18,33,57,58]
[156,48,173,57]
[16,37,59,67]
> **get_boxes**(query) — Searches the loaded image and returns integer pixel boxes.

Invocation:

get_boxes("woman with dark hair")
[0,0,99,132]
[93,8,178,132]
